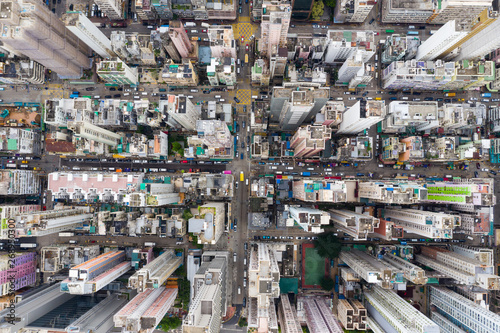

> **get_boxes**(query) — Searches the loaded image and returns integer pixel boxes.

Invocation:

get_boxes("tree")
[324,0,336,8]
[320,276,335,291]
[238,317,248,327]
[182,208,193,220]
[314,232,342,259]
[311,0,325,20]
[159,316,181,331]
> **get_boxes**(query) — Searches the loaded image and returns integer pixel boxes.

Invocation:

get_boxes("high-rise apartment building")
[380,208,460,239]
[416,246,500,289]
[96,58,139,85]
[290,125,332,158]
[10,206,93,238]
[324,30,375,64]
[337,299,367,330]
[114,287,177,332]
[0,252,36,296]
[160,60,198,87]
[0,204,39,239]
[300,297,344,333]
[0,59,45,85]
[94,0,124,19]
[168,21,193,58]
[0,170,40,195]
[62,250,130,294]
[188,202,225,245]
[329,209,379,241]
[207,57,237,87]
[455,13,500,60]
[151,0,172,19]
[381,101,440,133]
[384,59,494,91]
[260,0,291,57]
[288,207,330,233]
[182,251,229,332]
[162,94,200,130]
[381,34,419,64]
[339,250,400,289]
[41,244,100,273]
[334,0,374,23]
[270,83,329,131]
[382,0,492,28]
[358,180,428,204]
[129,250,182,293]
[0,0,91,78]
[67,121,122,147]
[415,20,468,61]
[278,295,302,333]
[365,285,440,333]
[337,100,385,134]
[248,243,280,332]
[430,286,500,333]
[426,0,493,26]
[337,50,365,83]
[62,12,115,59]
[292,179,347,203]
[135,0,156,21]
[424,180,496,207]
[207,25,236,58]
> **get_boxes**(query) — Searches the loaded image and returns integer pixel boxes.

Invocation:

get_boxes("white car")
[348,97,356,100]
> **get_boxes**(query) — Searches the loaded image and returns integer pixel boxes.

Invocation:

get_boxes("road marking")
[236,89,251,105]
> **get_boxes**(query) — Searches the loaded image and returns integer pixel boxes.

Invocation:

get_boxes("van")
[237,68,241,74]
[409,25,415,29]
[190,89,198,93]
[402,97,409,100]
[215,95,221,99]
[244,258,247,265]
[467,236,473,240]
[219,99,225,102]
[191,29,198,33]
[243,279,247,287]
[238,287,241,294]
[336,97,343,101]
[244,271,247,278]
[375,97,382,100]
[93,95,100,99]
[375,54,378,61]
[147,25,154,29]
[237,59,241,66]
[245,179,248,186]
[72,166,81,170]
[233,252,237,262]
[69,240,77,244]
[133,96,140,99]
[141,92,148,96]
[124,93,130,96]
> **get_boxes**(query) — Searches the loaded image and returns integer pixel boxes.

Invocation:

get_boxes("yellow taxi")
[21,160,28,164]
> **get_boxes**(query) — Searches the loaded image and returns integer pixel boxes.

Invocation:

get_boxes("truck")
[301,172,311,176]
[184,22,196,27]
[481,92,492,98]
[20,243,37,248]
[144,242,156,247]
[59,232,75,237]
[445,92,456,97]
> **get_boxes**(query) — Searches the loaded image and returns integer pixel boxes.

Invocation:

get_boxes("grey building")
[270,83,329,131]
